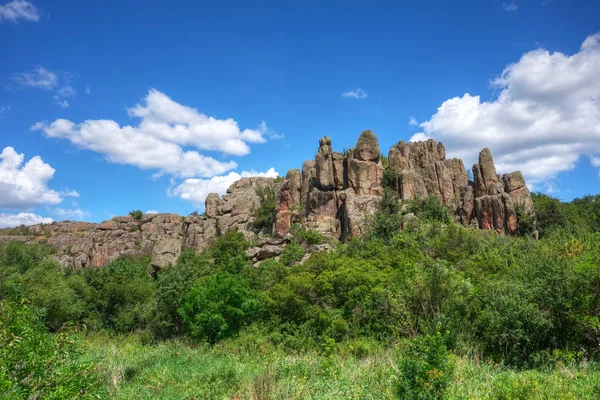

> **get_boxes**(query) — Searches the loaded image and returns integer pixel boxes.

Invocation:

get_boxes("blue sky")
[1,0,599,226]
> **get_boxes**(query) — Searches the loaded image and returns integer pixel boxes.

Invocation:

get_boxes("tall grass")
[85,333,600,400]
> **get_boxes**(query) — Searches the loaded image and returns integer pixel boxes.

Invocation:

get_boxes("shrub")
[290,224,325,245]
[279,242,306,266]
[0,301,99,399]
[179,273,258,344]
[407,196,451,224]
[82,257,155,332]
[152,250,212,338]
[252,187,277,234]
[395,332,454,400]
[383,169,398,191]
[129,210,143,220]
[210,230,249,274]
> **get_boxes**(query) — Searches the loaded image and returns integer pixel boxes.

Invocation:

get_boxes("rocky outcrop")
[0,130,536,271]
[389,139,468,209]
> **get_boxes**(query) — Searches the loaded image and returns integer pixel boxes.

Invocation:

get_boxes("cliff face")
[0,131,535,270]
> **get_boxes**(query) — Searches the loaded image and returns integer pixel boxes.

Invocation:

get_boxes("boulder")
[151,237,182,270]
[342,190,381,237]
[353,130,380,162]
[316,136,335,190]
[205,193,221,217]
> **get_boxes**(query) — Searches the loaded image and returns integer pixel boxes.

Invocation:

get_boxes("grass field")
[85,334,600,400]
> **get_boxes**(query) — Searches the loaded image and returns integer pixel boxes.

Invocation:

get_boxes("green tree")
[179,273,257,344]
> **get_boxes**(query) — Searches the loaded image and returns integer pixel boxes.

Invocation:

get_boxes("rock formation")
[0,130,535,271]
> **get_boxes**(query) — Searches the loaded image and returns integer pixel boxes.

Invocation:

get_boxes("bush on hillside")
[252,187,277,234]
[129,210,143,220]
[179,273,258,344]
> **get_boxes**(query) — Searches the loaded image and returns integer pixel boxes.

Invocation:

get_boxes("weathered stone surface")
[347,158,384,196]
[459,185,475,226]
[332,152,345,190]
[184,216,218,253]
[342,190,381,236]
[346,132,383,195]
[354,130,380,162]
[256,244,284,261]
[389,139,446,171]
[151,237,182,270]
[274,180,293,237]
[503,171,535,216]
[286,169,302,207]
[205,193,221,217]
[301,160,316,216]
[316,136,335,190]
[398,169,428,201]
[306,187,338,234]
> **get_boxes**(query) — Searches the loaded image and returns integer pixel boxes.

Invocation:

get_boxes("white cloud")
[52,85,75,108]
[408,116,419,126]
[32,89,270,178]
[411,32,600,188]
[0,146,64,209]
[85,86,91,94]
[54,98,69,108]
[0,0,39,23]
[502,2,518,12]
[56,86,76,97]
[12,67,58,90]
[145,210,158,214]
[170,167,279,207]
[0,213,53,228]
[53,208,90,220]
[342,88,368,99]
[59,189,79,198]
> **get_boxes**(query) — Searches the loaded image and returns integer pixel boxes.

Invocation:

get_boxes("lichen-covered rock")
[306,187,338,234]
[274,179,293,237]
[347,132,383,196]
[341,190,381,236]
[398,169,428,201]
[301,160,316,216]
[354,130,380,162]
[151,237,182,270]
[205,193,221,217]
[316,136,336,190]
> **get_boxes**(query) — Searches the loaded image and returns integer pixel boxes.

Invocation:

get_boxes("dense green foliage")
[395,332,454,399]
[0,301,99,399]
[1,192,600,398]
[179,272,258,344]
[532,193,600,236]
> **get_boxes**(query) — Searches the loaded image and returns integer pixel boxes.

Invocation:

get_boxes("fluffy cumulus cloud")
[171,167,279,207]
[0,0,39,23]
[32,89,270,178]
[0,146,64,209]
[342,88,368,99]
[0,213,53,228]
[11,67,58,90]
[411,33,600,188]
